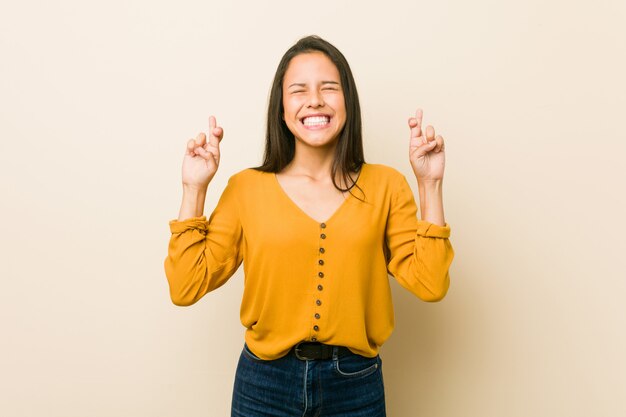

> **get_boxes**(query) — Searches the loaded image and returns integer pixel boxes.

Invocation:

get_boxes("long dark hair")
[255,35,365,194]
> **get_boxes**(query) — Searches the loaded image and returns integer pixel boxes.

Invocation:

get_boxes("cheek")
[328,94,346,112]
[283,98,302,116]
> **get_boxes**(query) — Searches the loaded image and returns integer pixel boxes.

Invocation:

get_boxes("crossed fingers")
[186,116,224,159]
[408,109,444,153]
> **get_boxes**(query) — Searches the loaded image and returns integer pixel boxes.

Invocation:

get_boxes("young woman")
[165,35,454,417]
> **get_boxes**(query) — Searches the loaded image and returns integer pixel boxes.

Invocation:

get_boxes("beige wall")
[1,0,625,416]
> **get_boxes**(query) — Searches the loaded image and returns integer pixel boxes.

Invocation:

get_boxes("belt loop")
[332,345,338,360]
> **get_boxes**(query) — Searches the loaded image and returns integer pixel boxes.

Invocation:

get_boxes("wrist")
[179,184,208,221]
[416,179,445,226]
[182,183,208,195]
[417,178,443,190]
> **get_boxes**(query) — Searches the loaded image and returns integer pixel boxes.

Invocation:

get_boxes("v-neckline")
[272,164,366,226]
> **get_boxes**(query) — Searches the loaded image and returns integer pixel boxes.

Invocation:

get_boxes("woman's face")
[282,52,346,150]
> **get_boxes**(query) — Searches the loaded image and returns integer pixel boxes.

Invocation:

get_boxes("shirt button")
[317,284,323,291]
[318,272,324,278]
[313,325,319,331]
[319,248,325,254]
[318,259,324,265]
[311,337,317,342]
[316,299,322,306]
[320,233,326,239]
[314,313,320,319]
[320,223,326,229]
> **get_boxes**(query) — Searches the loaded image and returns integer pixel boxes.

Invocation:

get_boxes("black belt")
[291,342,352,360]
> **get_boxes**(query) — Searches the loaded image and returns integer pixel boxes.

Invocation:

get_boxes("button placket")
[312,222,327,339]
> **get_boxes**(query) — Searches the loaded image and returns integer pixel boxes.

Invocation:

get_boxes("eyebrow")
[287,81,340,89]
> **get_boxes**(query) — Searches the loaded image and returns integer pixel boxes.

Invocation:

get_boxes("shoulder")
[360,163,415,205]
[226,167,271,186]
[221,168,275,204]
[362,163,404,177]
[361,163,409,186]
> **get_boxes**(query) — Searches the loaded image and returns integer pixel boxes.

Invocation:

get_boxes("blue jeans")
[231,342,386,416]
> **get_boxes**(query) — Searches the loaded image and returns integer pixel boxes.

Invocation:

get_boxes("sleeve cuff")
[415,220,451,238]
[169,216,208,234]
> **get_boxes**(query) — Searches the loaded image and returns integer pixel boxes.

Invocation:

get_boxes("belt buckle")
[294,342,315,360]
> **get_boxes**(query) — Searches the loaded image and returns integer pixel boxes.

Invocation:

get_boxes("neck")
[282,142,338,181]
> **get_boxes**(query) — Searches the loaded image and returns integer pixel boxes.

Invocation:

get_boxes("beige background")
[1,0,625,416]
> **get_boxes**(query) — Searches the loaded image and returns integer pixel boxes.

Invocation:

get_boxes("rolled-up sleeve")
[385,175,455,302]
[164,176,244,306]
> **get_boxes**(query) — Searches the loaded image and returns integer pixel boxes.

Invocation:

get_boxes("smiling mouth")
[301,115,331,127]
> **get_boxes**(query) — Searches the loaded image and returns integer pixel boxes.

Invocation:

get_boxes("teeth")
[303,116,330,126]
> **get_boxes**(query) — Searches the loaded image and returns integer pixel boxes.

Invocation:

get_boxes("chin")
[297,138,338,149]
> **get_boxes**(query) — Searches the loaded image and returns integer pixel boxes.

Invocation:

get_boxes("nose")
[307,90,324,108]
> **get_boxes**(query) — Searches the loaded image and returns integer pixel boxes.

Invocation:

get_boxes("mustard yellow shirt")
[164,163,454,360]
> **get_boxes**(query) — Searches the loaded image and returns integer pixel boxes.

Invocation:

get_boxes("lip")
[299,113,333,131]
[299,113,332,123]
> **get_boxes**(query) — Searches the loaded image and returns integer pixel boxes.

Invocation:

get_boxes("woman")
[165,35,454,416]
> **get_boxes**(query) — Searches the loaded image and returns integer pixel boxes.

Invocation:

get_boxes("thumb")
[415,140,436,157]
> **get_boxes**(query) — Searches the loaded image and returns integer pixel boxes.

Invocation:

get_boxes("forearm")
[178,185,208,221]
[417,179,446,226]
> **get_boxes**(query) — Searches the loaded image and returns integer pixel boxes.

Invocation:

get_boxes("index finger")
[415,108,423,129]
[209,115,216,132]
[207,115,223,148]
[408,108,423,140]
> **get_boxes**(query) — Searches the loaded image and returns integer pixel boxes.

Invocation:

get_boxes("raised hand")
[182,115,224,190]
[408,108,445,182]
